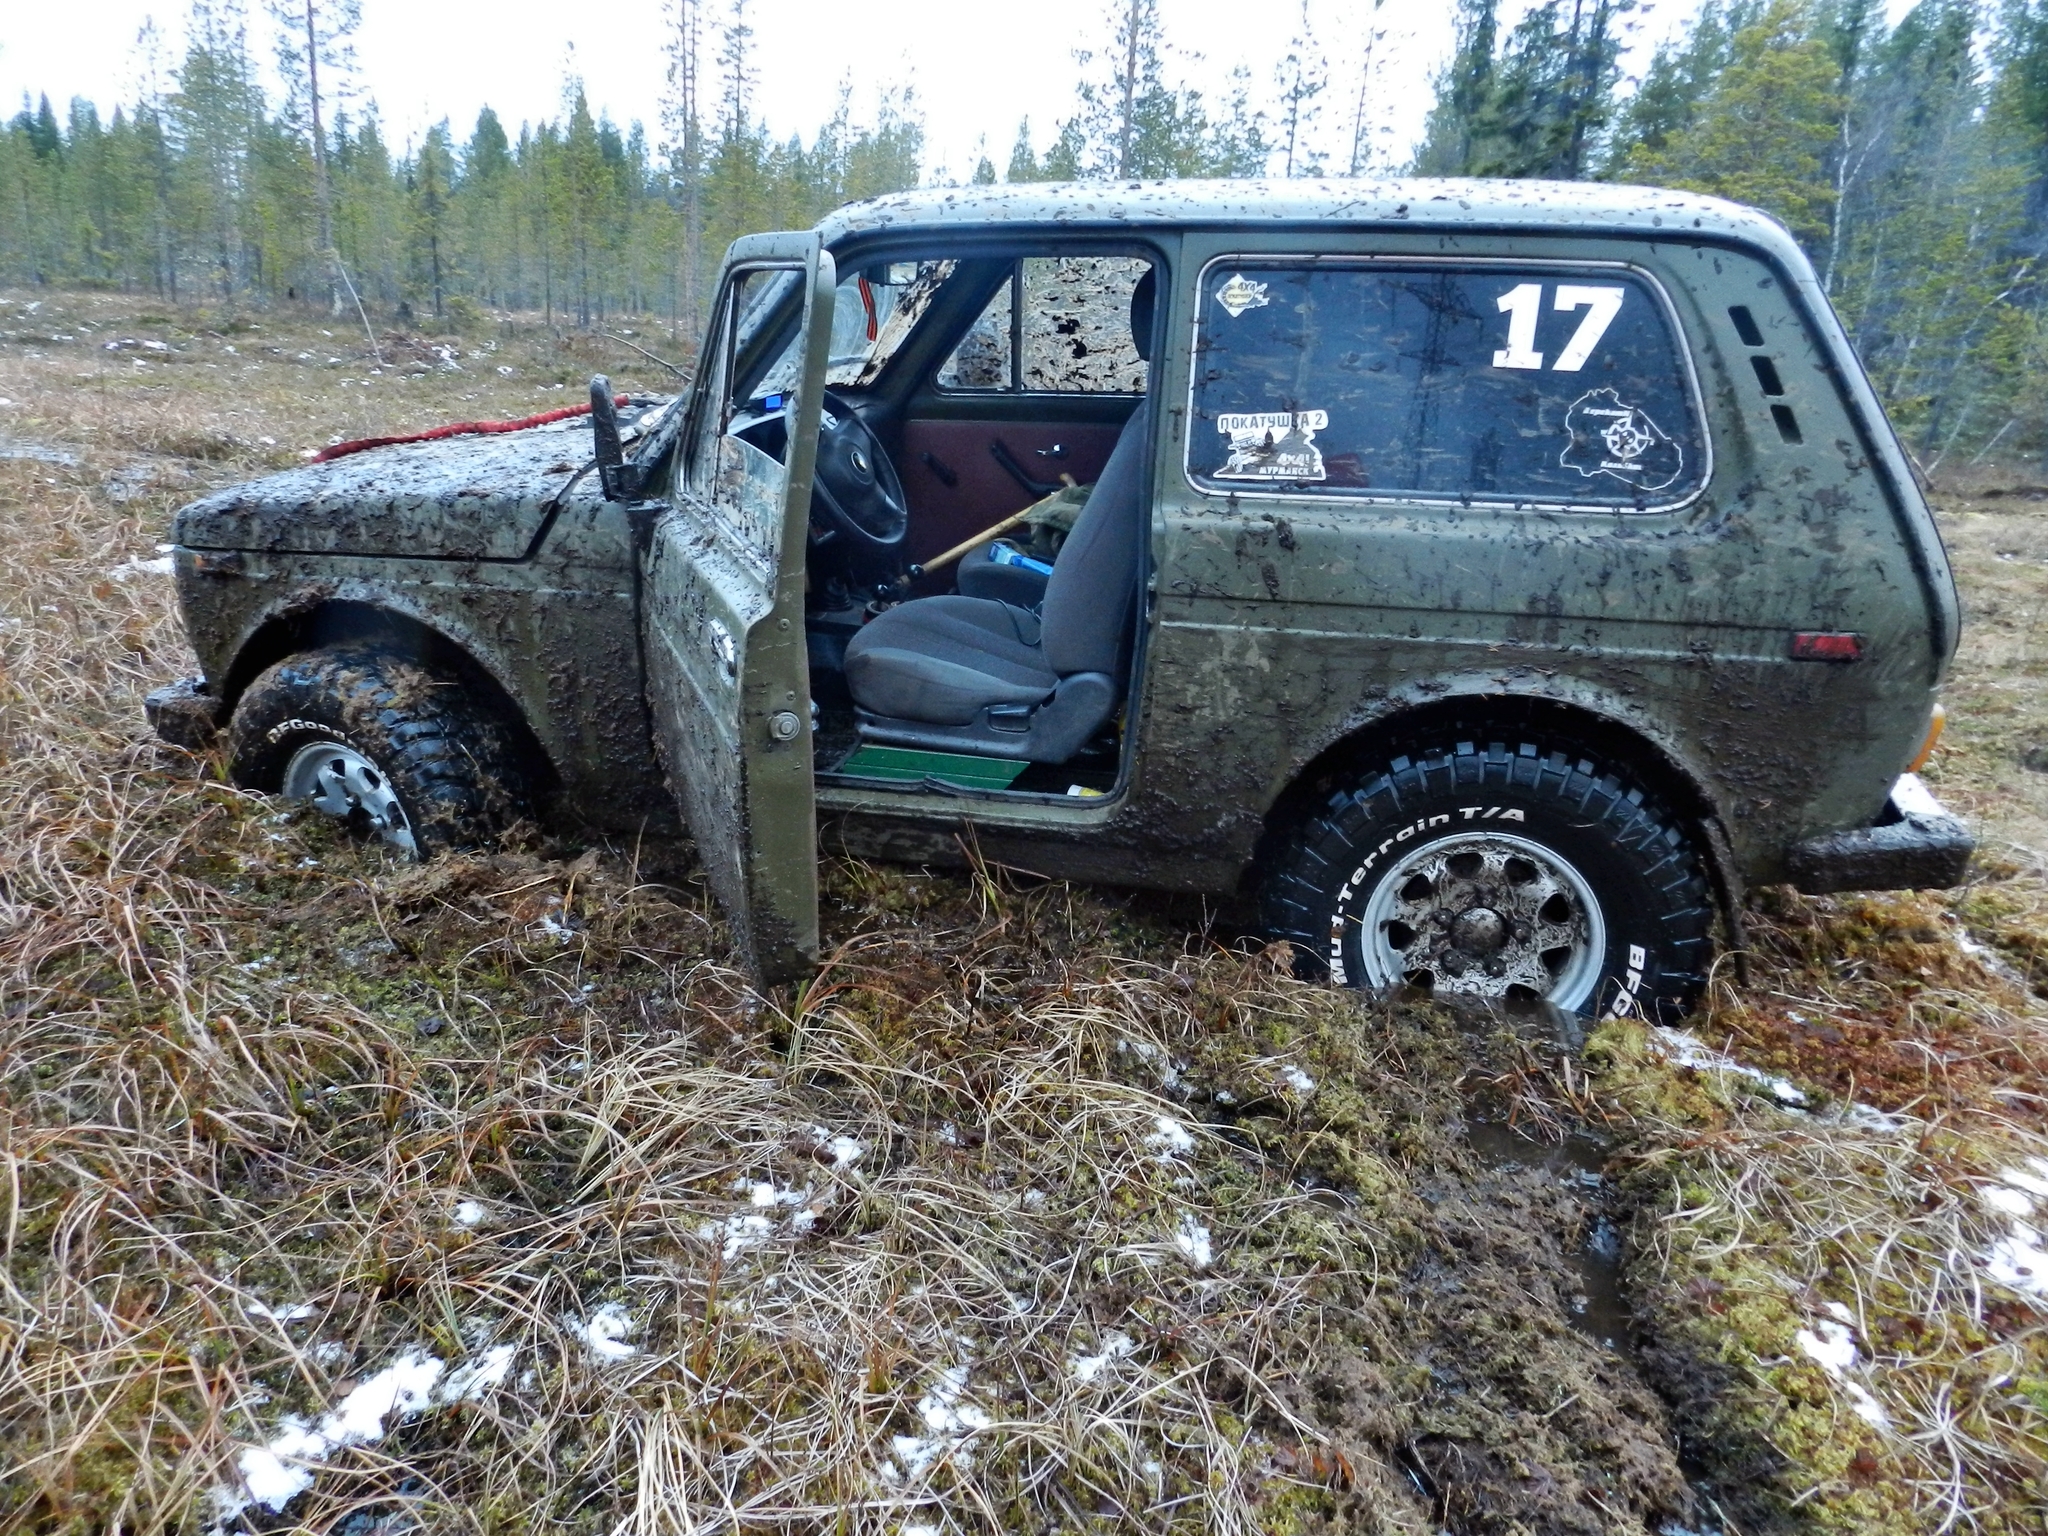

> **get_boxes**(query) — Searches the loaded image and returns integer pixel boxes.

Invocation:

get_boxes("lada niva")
[149,180,1973,1019]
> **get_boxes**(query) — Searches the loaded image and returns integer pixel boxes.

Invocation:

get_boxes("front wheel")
[228,647,527,857]
[1259,739,1715,1021]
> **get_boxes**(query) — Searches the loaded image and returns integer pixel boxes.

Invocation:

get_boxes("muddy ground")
[0,289,2043,1535]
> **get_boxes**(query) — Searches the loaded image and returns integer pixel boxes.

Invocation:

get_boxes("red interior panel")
[896,419,1121,575]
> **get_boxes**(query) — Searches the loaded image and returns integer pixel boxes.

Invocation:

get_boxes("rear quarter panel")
[1123,227,1953,888]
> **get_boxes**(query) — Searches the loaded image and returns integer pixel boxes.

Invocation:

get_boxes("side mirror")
[589,374,632,501]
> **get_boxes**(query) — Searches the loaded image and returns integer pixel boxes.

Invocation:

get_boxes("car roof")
[816,178,1804,266]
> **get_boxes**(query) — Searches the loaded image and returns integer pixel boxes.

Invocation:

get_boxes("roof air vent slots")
[1728,305,1765,346]
[1750,355,1786,396]
[1771,404,1804,444]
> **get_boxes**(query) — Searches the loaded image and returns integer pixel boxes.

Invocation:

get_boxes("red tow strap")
[310,396,630,464]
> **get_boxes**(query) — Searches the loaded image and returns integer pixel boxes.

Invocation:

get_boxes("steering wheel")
[809,391,907,583]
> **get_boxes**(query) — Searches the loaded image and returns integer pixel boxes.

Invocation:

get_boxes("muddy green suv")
[150,180,1972,1019]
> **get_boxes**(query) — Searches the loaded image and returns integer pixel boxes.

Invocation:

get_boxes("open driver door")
[641,234,834,983]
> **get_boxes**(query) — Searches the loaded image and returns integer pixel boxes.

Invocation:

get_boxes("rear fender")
[1263,673,1731,886]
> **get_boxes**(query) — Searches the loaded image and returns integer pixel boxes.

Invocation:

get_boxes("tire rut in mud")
[1199,998,1714,1535]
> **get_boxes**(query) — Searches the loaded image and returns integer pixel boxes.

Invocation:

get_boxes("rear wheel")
[1259,738,1714,1021]
[228,647,526,857]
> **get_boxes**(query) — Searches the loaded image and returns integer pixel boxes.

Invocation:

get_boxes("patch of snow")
[211,1336,518,1526]
[1173,1211,1213,1269]
[1651,1028,1808,1106]
[1071,1331,1136,1383]
[1795,1318,1857,1377]
[1144,1115,1195,1160]
[806,1126,864,1167]
[1280,1064,1317,1095]
[1794,1313,1890,1430]
[880,1365,992,1484]
[245,1300,316,1323]
[1654,1029,1905,1131]
[0,442,79,466]
[1979,1164,2048,1295]
[1117,1037,1182,1089]
[108,555,174,580]
[1829,1101,1907,1133]
[562,1302,638,1362]
[451,1199,488,1227]
[439,1342,516,1401]
[2000,1157,2048,1200]
[699,1210,778,1260]
[1984,1184,2034,1219]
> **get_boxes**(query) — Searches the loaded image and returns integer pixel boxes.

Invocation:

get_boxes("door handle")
[990,438,1060,497]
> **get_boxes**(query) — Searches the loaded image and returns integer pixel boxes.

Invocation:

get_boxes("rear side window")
[1187,262,1705,509]
[938,256,1151,394]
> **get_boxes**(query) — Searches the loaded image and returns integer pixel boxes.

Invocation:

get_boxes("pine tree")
[1006,119,1039,182]
[1602,1,1757,175]
[1344,0,1391,175]
[268,0,360,313]
[1415,0,1500,174]
[1274,2,1329,177]
[169,1,263,302]
[662,0,706,342]
[1416,1,1627,179]
[410,120,454,321]
[1627,1,1842,247]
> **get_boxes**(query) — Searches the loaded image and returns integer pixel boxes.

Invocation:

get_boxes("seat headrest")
[1130,268,1156,364]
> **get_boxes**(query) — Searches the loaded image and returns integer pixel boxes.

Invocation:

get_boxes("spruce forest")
[6,0,2048,464]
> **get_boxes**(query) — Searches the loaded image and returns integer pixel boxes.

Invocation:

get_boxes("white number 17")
[1492,283,1625,372]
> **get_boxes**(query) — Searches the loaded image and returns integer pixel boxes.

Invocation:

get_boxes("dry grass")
[1,285,2047,1535]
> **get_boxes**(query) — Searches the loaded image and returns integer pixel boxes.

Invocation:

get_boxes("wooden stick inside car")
[907,473,1077,578]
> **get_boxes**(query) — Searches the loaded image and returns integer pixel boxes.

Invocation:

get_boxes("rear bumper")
[1785,774,1974,894]
[145,675,221,750]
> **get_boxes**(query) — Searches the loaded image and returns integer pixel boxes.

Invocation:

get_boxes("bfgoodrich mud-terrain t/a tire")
[228,647,526,857]
[1261,739,1715,1021]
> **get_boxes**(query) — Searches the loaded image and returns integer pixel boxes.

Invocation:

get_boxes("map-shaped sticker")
[1560,388,1683,493]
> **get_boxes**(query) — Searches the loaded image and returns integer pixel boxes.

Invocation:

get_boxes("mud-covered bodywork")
[157,179,1972,983]
[168,408,678,836]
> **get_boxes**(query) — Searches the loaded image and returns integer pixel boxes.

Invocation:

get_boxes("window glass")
[705,266,800,564]
[1187,263,1703,507]
[938,277,1013,389]
[749,260,959,400]
[1021,256,1149,393]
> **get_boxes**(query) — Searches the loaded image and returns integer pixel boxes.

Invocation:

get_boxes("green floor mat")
[836,744,1027,790]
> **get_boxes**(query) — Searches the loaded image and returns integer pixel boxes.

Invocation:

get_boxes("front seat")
[843,274,1155,764]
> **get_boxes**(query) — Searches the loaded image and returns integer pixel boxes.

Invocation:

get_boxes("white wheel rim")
[1352,830,1607,1012]
[280,740,418,855]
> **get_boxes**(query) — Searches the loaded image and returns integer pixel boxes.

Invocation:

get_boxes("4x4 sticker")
[1214,273,1270,317]
[1561,389,1683,492]
[1216,409,1329,482]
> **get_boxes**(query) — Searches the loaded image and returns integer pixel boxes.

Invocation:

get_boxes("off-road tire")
[228,647,526,857]
[1260,738,1714,1022]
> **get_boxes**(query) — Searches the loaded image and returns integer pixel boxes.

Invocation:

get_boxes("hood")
[174,400,673,560]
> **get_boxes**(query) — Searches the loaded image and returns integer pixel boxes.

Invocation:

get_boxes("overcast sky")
[0,0,1917,179]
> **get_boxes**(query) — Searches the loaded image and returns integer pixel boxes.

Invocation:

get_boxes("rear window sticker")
[1552,285,1626,371]
[1561,389,1683,492]
[1217,409,1329,482]
[1215,273,1271,318]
